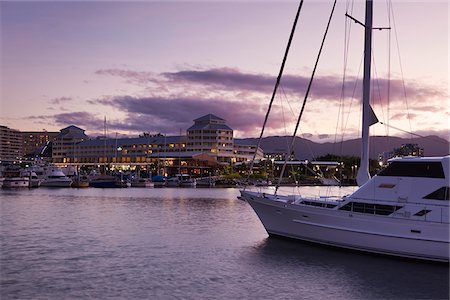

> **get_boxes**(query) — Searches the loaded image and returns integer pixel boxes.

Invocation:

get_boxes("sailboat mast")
[357,0,373,186]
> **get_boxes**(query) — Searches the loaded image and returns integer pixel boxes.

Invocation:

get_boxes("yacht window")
[414,209,431,216]
[378,162,445,178]
[300,201,337,209]
[423,187,450,201]
[339,202,402,216]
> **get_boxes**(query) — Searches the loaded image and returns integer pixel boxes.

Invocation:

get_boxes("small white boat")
[2,168,29,188]
[166,176,180,187]
[40,168,72,187]
[167,174,196,188]
[196,177,216,187]
[2,176,29,188]
[71,175,90,188]
[131,178,154,188]
[21,170,42,188]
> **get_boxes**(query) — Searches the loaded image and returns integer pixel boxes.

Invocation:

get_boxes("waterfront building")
[22,130,58,156]
[233,139,264,162]
[52,125,89,164]
[378,143,424,165]
[0,125,23,165]
[186,114,234,163]
[54,114,263,176]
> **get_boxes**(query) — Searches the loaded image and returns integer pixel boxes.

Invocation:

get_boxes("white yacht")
[239,0,449,262]
[241,156,449,262]
[2,169,29,188]
[40,168,73,187]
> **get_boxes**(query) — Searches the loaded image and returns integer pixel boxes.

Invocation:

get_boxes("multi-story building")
[378,143,424,165]
[0,125,23,165]
[187,114,234,163]
[55,114,263,176]
[22,130,58,156]
[52,125,89,163]
[233,139,264,162]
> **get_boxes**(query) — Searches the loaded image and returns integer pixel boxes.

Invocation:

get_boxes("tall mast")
[356,0,373,186]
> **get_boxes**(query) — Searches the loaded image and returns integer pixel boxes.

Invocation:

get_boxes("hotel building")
[54,114,264,175]
[22,130,59,156]
[52,125,89,164]
[0,125,23,165]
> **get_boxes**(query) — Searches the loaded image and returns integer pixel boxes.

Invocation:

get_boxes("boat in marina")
[166,174,196,188]
[152,175,167,188]
[89,174,127,188]
[239,0,449,262]
[71,174,90,188]
[2,168,29,188]
[21,170,42,188]
[40,168,73,187]
[131,177,154,188]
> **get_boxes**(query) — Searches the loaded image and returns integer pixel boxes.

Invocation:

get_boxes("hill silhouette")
[237,135,449,160]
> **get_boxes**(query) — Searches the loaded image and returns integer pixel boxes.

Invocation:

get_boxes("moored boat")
[131,177,154,188]
[2,169,29,188]
[40,168,72,187]
[239,0,449,262]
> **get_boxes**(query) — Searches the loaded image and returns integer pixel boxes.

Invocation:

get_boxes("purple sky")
[1,1,448,142]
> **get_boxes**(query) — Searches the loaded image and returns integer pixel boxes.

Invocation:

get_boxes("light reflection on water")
[1,187,448,299]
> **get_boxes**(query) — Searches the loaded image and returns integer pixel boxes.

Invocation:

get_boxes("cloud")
[96,95,286,136]
[97,67,445,107]
[39,67,445,140]
[95,69,158,86]
[49,96,72,105]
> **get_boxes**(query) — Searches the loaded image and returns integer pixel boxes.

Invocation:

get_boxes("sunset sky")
[1,0,448,142]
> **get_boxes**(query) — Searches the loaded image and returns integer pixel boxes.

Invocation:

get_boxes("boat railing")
[274,193,450,224]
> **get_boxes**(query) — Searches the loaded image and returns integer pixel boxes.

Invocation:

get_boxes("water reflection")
[249,237,449,299]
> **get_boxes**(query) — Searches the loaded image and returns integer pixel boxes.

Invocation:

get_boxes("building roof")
[187,123,232,131]
[233,138,258,146]
[55,131,89,140]
[61,125,85,132]
[193,114,225,123]
[78,135,185,147]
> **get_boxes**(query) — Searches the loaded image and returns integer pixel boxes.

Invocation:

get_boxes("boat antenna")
[244,0,304,189]
[275,0,337,194]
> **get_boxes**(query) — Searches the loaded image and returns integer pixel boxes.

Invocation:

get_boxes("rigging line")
[275,0,338,194]
[389,1,413,140]
[280,84,317,162]
[386,0,392,143]
[279,84,300,179]
[342,52,364,142]
[244,0,304,189]
[335,1,355,156]
[379,122,448,144]
[371,52,388,133]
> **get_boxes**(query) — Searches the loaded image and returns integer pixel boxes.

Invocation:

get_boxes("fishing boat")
[239,0,449,262]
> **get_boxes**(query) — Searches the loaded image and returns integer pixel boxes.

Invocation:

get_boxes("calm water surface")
[1,187,448,299]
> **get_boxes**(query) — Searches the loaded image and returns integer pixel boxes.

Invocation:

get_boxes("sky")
[1,0,449,142]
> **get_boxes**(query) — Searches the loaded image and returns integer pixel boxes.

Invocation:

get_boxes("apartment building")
[0,125,23,164]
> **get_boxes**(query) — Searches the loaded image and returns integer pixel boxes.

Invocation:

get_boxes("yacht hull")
[242,191,449,262]
[40,180,72,187]
[2,178,29,188]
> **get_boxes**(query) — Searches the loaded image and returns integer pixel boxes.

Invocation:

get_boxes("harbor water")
[1,187,448,299]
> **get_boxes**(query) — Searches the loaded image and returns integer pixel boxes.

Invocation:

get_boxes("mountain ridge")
[236,135,449,160]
